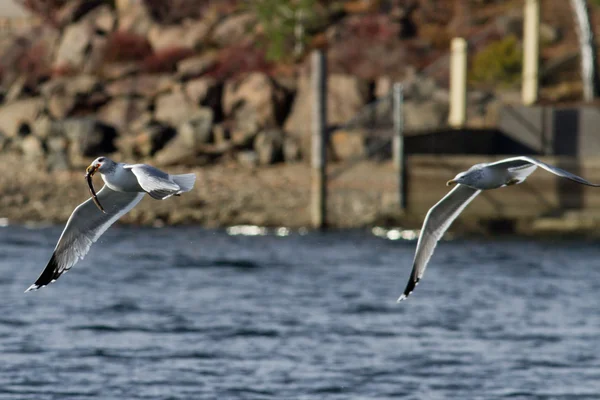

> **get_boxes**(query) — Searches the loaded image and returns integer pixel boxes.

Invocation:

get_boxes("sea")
[0,225,599,399]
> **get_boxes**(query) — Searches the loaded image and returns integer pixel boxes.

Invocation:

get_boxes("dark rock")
[126,122,176,157]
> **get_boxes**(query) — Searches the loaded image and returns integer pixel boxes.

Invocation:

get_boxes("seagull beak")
[446,179,457,186]
[84,165,105,213]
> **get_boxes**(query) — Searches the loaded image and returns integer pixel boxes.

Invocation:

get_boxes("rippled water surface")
[1,226,600,399]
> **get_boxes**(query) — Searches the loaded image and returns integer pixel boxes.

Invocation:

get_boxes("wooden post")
[311,50,327,229]
[522,0,539,105]
[449,37,467,128]
[392,83,406,210]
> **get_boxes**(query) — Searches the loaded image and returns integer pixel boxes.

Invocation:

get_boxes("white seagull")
[398,156,600,302]
[25,156,196,292]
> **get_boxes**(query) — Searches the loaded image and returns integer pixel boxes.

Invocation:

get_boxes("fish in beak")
[85,164,106,213]
[446,179,457,186]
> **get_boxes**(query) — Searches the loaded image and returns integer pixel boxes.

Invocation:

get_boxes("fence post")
[392,83,406,210]
[522,0,539,105]
[449,37,467,128]
[311,50,327,229]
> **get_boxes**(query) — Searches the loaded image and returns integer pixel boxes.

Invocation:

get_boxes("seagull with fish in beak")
[25,156,197,292]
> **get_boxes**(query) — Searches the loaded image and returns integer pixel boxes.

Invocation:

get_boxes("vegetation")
[470,35,522,87]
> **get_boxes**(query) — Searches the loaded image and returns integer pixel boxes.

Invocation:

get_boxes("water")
[1,226,600,399]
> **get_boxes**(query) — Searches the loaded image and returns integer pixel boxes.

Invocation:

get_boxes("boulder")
[403,100,448,131]
[330,130,365,161]
[52,118,117,157]
[184,77,222,111]
[46,136,70,171]
[229,105,260,147]
[147,19,211,51]
[211,13,256,47]
[105,74,174,98]
[116,0,153,36]
[123,122,176,157]
[177,53,217,80]
[284,74,370,135]
[223,72,288,127]
[177,108,214,148]
[97,97,149,133]
[283,135,302,163]
[48,91,76,119]
[236,150,258,168]
[0,98,44,138]
[54,5,115,71]
[20,135,45,161]
[254,129,284,165]
[40,75,100,97]
[155,89,197,126]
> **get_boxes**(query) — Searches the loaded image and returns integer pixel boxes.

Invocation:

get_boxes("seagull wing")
[398,184,481,301]
[487,156,600,187]
[125,164,181,200]
[25,186,144,292]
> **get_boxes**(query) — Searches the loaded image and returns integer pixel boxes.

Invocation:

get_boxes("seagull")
[398,156,600,302]
[25,156,196,292]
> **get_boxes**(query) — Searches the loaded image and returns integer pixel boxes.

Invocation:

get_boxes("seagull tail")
[171,173,196,194]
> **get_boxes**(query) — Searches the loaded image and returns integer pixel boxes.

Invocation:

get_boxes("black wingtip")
[397,277,420,303]
[25,253,60,293]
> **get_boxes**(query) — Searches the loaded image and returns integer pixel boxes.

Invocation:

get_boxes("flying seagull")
[398,156,600,302]
[25,156,196,292]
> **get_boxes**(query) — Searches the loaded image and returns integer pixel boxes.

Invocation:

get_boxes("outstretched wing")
[125,164,181,200]
[398,184,481,301]
[487,156,600,187]
[25,186,144,292]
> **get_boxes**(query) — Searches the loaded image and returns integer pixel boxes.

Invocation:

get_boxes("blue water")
[1,226,600,399]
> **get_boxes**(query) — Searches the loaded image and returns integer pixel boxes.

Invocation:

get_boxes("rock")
[97,97,149,133]
[284,74,370,135]
[154,141,197,167]
[330,130,365,161]
[32,116,52,139]
[48,91,76,119]
[403,100,448,131]
[116,0,153,36]
[148,19,211,51]
[177,108,214,148]
[254,129,284,165]
[223,72,288,127]
[236,150,258,168]
[53,118,117,157]
[0,98,44,137]
[105,74,174,98]
[127,122,176,157]
[40,75,101,100]
[211,13,256,47]
[46,136,70,171]
[230,105,260,147]
[55,0,105,27]
[20,135,45,161]
[283,135,302,163]
[177,53,217,80]
[100,62,139,80]
[184,77,222,110]
[54,21,93,70]
[155,89,197,126]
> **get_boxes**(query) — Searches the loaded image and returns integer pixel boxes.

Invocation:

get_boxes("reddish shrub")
[141,47,196,73]
[103,31,153,63]
[206,43,272,80]
[51,63,77,78]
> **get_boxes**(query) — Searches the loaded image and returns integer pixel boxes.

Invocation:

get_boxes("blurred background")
[1,0,600,233]
[2,2,600,400]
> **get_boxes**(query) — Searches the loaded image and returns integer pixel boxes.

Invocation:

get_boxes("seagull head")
[446,172,467,186]
[85,156,113,177]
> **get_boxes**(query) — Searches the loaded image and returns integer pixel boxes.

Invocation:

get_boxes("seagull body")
[398,156,600,302]
[25,157,196,292]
